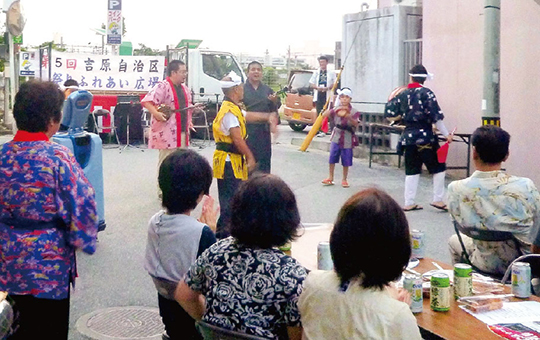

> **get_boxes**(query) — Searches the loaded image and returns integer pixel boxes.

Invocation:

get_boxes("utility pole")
[286,45,290,76]
[482,0,501,126]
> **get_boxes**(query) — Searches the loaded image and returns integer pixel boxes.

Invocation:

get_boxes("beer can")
[512,262,532,298]
[403,274,415,292]
[454,263,473,299]
[404,274,423,313]
[317,241,333,270]
[411,277,424,313]
[410,230,425,259]
[430,273,451,312]
[278,241,292,256]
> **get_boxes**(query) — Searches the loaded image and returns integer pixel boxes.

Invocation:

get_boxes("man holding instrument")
[243,61,280,174]
[142,60,200,180]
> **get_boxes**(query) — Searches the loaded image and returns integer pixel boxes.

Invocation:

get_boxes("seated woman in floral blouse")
[175,174,307,340]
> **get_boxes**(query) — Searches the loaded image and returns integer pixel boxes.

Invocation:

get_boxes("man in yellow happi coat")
[213,71,256,238]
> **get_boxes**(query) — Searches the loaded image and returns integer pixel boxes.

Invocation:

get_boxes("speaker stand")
[119,108,144,153]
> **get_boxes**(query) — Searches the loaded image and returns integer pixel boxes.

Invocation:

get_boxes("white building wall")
[341,6,422,113]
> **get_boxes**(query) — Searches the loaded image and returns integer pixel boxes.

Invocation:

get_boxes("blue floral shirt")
[0,135,98,299]
[185,237,308,340]
[448,170,540,274]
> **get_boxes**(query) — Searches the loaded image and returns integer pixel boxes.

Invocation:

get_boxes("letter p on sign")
[108,0,121,10]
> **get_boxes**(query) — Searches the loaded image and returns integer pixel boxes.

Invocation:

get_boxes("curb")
[291,137,400,166]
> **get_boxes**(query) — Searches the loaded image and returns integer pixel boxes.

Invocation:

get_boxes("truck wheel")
[289,122,307,131]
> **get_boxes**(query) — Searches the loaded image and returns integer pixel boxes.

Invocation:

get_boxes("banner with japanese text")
[51,52,165,92]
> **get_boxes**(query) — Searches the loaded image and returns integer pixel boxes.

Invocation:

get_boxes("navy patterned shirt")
[185,237,308,339]
[384,84,444,146]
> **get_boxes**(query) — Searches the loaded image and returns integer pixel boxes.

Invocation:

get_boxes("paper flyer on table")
[461,301,540,339]
[460,301,540,325]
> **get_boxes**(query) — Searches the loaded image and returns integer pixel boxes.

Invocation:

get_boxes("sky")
[12,0,378,57]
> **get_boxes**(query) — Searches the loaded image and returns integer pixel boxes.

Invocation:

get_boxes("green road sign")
[13,34,22,44]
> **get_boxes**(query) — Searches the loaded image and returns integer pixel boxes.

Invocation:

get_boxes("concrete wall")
[423,0,540,182]
[342,6,422,113]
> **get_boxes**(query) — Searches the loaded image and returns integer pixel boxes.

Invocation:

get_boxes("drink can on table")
[404,274,423,313]
[430,273,451,312]
[512,262,532,298]
[410,230,425,259]
[317,241,333,270]
[454,263,473,299]
[403,274,415,292]
[278,241,292,256]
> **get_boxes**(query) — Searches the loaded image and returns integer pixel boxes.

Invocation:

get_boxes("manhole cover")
[76,307,164,339]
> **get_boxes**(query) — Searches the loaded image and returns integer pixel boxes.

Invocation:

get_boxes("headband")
[409,72,434,81]
[220,71,242,88]
[337,88,353,97]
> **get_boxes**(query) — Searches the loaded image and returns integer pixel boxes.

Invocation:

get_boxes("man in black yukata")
[384,64,453,212]
[242,61,280,174]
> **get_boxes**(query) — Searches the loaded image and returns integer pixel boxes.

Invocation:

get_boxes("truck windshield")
[290,72,313,91]
[202,53,244,82]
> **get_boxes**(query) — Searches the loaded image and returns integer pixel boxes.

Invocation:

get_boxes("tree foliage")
[133,43,163,56]
[38,41,66,52]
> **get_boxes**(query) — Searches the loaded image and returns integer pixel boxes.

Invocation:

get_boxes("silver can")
[411,277,424,313]
[410,230,425,259]
[512,262,532,298]
[403,274,423,313]
[403,274,415,292]
[317,241,333,270]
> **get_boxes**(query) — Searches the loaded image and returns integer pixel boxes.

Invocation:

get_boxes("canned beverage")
[404,274,423,313]
[278,242,292,256]
[317,241,333,270]
[430,273,451,312]
[410,230,425,259]
[454,263,473,299]
[512,262,532,298]
[403,274,415,292]
[411,277,424,313]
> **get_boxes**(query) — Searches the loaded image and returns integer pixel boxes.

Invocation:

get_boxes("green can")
[454,263,473,299]
[278,241,292,256]
[430,273,451,312]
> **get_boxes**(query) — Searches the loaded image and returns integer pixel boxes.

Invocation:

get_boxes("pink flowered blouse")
[142,78,192,149]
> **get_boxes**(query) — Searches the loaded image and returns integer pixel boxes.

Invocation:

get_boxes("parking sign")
[107,0,122,45]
